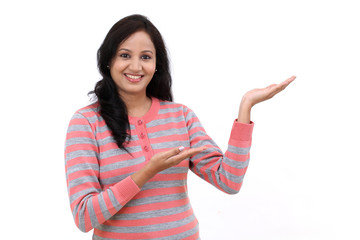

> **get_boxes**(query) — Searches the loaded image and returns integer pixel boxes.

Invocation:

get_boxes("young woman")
[64,14,295,240]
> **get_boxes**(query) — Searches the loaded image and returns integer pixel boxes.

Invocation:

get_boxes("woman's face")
[110,30,156,98]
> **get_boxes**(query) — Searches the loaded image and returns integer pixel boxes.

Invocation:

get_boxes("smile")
[125,74,143,82]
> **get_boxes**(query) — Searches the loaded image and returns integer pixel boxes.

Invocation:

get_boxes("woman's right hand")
[131,146,207,188]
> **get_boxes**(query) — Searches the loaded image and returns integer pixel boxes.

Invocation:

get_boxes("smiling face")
[109,30,156,99]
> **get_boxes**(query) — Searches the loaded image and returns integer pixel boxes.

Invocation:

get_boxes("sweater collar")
[128,97,160,124]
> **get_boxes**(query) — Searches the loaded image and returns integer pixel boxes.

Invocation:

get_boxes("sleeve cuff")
[112,176,141,206]
[230,119,254,141]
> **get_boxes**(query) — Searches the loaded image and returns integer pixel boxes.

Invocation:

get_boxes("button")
[140,132,145,139]
[144,146,149,152]
[137,120,143,125]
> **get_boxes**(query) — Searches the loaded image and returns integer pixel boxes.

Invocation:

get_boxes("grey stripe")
[159,101,176,106]
[70,188,101,204]
[184,110,197,123]
[87,197,100,230]
[126,192,188,207]
[158,106,183,114]
[65,137,97,147]
[227,145,250,155]
[97,136,115,146]
[77,205,86,232]
[112,203,192,220]
[94,124,135,135]
[190,147,222,165]
[148,127,188,139]
[218,165,245,184]
[72,193,92,217]
[97,214,196,233]
[147,115,185,128]
[100,173,133,186]
[101,169,187,187]
[78,106,99,114]
[97,135,137,147]
[67,124,93,133]
[94,125,110,134]
[107,189,122,211]
[98,194,112,219]
[224,158,250,169]
[158,166,188,174]
[201,157,222,188]
[100,156,145,173]
[68,175,99,189]
[84,114,102,124]
[142,180,186,191]
[188,130,207,140]
[152,222,199,240]
[218,180,239,194]
[66,150,98,162]
[187,121,202,130]
[93,223,199,240]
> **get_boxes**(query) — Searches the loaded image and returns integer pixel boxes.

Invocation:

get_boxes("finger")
[182,146,208,158]
[160,146,184,159]
[167,146,207,165]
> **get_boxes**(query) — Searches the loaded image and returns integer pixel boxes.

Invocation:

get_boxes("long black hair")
[89,14,173,151]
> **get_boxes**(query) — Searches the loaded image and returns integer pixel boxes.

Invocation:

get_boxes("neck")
[121,93,152,118]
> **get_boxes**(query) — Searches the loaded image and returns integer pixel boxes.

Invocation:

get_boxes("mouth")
[124,73,143,83]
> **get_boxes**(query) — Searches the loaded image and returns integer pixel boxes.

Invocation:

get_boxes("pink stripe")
[149,133,189,144]
[95,217,198,239]
[225,150,249,161]
[132,186,186,200]
[222,161,248,176]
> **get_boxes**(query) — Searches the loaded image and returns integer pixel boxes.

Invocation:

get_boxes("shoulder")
[69,102,101,125]
[75,102,100,116]
[157,99,192,114]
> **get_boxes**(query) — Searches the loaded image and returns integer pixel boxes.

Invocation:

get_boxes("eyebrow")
[118,48,154,54]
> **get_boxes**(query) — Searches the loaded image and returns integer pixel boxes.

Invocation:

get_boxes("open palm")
[244,76,296,107]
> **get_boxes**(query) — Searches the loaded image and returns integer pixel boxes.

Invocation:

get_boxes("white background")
[1,0,359,239]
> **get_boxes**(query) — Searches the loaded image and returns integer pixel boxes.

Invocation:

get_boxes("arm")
[238,75,296,123]
[187,76,296,194]
[185,108,253,194]
[65,112,141,232]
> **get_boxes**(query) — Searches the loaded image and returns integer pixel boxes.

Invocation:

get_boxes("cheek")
[110,62,126,77]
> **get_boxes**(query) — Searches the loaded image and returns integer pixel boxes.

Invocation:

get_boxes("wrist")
[131,163,157,188]
[142,163,157,179]
[241,96,254,109]
[238,98,252,124]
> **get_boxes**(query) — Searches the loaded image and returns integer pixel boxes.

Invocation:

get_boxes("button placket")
[135,118,152,160]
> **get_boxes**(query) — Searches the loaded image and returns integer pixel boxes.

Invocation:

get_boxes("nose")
[129,58,142,72]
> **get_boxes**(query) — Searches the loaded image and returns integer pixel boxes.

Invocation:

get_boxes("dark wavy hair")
[89,14,173,151]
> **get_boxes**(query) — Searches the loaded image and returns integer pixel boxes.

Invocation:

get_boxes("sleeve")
[64,112,141,232]
[184,107,254,194]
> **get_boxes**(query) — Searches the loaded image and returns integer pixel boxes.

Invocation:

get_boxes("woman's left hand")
[242,75,296,107]
[237,75,296,123]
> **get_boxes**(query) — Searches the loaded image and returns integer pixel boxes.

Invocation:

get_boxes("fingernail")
[178,146,185,151]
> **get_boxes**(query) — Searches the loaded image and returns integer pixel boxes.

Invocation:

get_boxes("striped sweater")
[65,97,254,239]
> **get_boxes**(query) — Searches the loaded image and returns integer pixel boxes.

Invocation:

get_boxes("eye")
[120,53,130,59]
[141,55,151,60]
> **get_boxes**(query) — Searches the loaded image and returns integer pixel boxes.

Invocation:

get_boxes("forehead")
[118,31,155,51]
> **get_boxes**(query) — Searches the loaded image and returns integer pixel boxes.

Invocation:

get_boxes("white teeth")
[126,74,141,79]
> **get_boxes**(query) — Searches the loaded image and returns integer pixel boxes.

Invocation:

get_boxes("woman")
[65,14,295,239]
